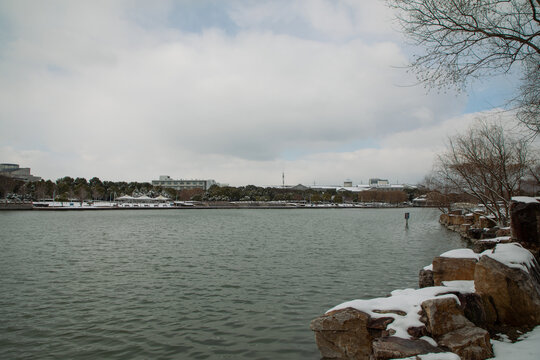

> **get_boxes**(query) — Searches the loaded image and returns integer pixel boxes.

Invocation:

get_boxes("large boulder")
[432,249,479,286]
[474,243,540,327]
[510,199,540,259]
[310,308,373,359]
[420,297,493,360]
[421,297,473,337]
[437,326,493,360]
[448,215,466,226]
[453,292,497,330]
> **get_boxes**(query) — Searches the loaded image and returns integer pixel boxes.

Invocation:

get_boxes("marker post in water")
[405,212,410,228]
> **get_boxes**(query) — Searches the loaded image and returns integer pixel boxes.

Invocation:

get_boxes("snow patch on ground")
[489,326,540,359]
[423,264,433,271]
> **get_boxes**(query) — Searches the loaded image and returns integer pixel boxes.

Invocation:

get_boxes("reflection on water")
[0,208,465,359]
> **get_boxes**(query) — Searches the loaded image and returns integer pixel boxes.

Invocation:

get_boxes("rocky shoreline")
[310,198,540,359]
[438,198,540,259]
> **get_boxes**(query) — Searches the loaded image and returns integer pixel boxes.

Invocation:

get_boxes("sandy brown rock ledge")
[311,243,540,360]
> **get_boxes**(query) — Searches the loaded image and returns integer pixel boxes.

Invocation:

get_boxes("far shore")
[0,201,429,211]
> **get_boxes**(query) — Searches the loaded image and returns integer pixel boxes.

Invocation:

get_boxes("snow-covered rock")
[475,243,540,327]
[433,250,479,285]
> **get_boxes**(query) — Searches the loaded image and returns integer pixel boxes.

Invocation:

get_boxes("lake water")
[0,208,465,359]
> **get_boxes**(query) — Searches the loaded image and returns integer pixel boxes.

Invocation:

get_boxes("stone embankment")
[310,198,540,360]
[438,198,540,259]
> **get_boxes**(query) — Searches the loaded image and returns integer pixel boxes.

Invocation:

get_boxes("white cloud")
[0,0,477,185]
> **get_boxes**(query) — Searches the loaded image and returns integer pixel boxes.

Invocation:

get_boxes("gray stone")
[419,268,434,288]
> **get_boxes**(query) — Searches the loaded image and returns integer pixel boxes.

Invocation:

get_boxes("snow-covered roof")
[135,195,153,200]
[116,195,134,200]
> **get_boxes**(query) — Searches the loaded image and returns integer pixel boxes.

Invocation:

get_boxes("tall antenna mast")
[282,172,285,188]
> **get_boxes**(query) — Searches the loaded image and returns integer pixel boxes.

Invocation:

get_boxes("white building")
[369,178,390,186]
[152,175,216,191]
[0,163,41,182]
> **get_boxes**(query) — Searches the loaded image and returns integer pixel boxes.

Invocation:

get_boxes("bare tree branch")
[388,0,540,133]
[432,119,534,226]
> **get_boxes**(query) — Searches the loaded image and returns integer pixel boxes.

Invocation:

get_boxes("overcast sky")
[0,0,520,186]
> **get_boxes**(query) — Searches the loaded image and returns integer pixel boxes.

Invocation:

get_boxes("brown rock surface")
[448,215,465,226]
[453,292,496,329]
[440,214,449,225]
[371,337,443,360]
[432,256,477,286]
[495,227,511,237]
[474,254,540,327]
[421,297,473,337]
[438,326,493,360]
[478,217,495,229]
[459,223,472,233]
[310,308,372,359]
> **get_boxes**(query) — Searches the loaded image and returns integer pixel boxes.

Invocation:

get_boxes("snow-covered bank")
[311,243,540,360]
[489,325,540,359]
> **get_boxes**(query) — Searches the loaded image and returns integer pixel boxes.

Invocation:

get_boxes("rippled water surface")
[0,208,465,359]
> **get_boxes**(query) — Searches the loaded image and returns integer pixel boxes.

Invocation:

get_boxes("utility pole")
[282,172,285,189]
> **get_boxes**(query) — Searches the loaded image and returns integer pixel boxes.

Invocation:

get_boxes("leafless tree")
[434,120,535,226]
[358,190,408,204]
[0,175,18,200]
[422,174,477,212]
[388,0,540,133]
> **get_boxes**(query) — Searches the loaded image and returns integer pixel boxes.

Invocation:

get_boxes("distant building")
[369,178,389,186]
[152,175,216,191]
[290,184,309,191]
[0,163,41,182]
[343,180,353,187]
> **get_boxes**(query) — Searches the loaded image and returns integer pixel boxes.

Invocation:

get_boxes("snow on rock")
[512,196,540,204]
[419,336,437,347]
[442,280,476,293]
[423,264,433,271]
[478,236,511,244]
[481,243,536,273]
[439,248,480,259]
[326,285,474,339]
[393,352,461,360]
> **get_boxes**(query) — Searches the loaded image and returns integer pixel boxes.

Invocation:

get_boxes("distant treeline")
[0,175,419,204]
